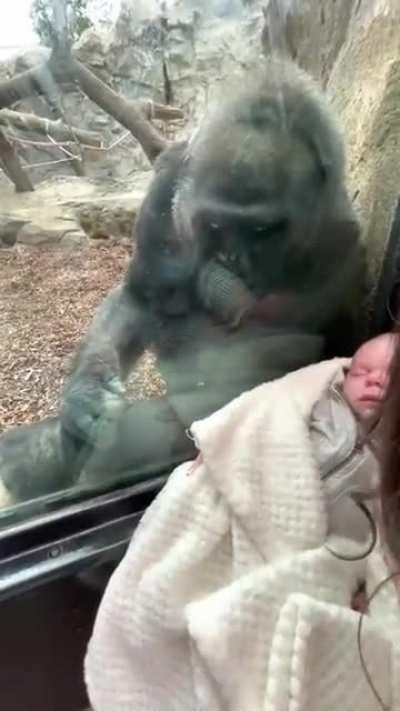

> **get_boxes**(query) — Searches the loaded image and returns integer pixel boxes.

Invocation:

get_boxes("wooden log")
[0,53,176,164]
[0,109,102,147]
[0,128,34,192]
[0,62,183,125]
[0,62,69,109]
[65,56,168,163]
[138,100,184,122]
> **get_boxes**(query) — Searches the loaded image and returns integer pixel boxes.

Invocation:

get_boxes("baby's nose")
[367,370,385,386]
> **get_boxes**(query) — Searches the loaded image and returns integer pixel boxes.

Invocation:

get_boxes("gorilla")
[0,60,365,503]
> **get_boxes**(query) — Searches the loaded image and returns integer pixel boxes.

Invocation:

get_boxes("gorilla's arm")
[60,142,193,463]
[61,285,155,447]
[66,140,191,383]
[69,286,151,381]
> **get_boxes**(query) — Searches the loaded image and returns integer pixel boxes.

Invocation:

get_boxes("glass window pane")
[0,0,385,529]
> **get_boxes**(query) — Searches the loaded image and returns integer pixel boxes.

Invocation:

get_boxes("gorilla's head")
[173,60,358,297]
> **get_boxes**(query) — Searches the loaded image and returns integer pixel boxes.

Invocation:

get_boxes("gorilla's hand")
[60,373,127,466]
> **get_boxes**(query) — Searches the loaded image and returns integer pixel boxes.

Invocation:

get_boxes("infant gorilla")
[311,332,396,543]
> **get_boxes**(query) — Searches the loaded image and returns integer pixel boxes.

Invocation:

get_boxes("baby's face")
[342,335,396,420]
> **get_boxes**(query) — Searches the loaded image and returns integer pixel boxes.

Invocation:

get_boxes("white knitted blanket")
[85,359,399,710]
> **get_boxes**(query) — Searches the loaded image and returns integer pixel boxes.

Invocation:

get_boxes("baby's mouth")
[360,392,383,404]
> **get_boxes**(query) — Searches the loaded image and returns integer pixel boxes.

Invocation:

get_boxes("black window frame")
[0,473,167,601]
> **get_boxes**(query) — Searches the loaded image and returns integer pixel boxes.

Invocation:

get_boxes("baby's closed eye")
[350,368,367,377]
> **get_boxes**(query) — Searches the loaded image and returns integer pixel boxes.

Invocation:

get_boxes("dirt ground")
[0,243,165,433]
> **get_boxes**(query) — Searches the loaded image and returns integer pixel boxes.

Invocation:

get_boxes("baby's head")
[342,333,397,420]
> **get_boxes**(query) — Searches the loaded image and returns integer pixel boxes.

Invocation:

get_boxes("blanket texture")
[85,358,400,710]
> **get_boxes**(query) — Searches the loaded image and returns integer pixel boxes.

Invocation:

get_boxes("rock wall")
[327,1,400,309]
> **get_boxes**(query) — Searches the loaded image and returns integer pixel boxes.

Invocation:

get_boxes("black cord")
[357,571,400,710]
[325,495,378,562]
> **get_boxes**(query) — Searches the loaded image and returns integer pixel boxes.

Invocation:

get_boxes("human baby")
[310,332,397,544]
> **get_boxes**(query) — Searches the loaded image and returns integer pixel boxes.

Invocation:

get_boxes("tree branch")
[0,53,175,164]
[0,108,102,146]
[62,55,168,163]
[138,100,184,122]
[0,128,34,192]
[0,61,72,109]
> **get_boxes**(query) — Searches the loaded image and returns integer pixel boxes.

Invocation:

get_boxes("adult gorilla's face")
[175,103,330,297]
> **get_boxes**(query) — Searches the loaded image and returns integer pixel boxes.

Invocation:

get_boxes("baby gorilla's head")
[342,333,397,421]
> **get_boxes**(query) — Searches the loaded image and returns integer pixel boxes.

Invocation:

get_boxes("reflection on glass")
[0,0,364,521]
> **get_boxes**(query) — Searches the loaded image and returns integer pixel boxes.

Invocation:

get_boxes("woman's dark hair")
[381,331,400,562]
